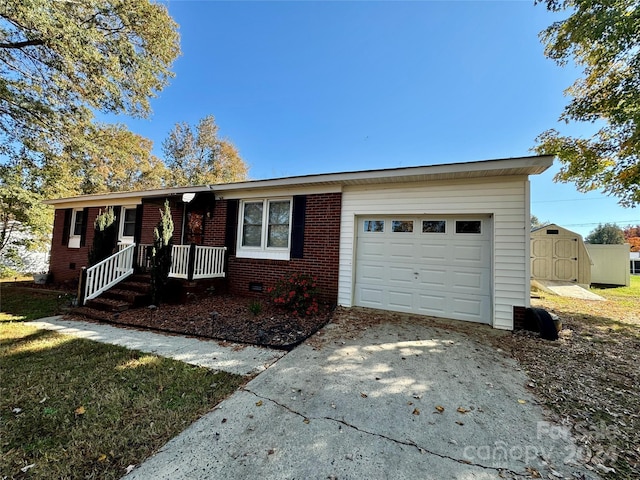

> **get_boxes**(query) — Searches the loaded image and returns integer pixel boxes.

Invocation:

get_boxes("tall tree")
[0,0,180,166]
[163,115,249,187]
[585,223,625,245]
[42,123,169,196]
[534,0,640,207]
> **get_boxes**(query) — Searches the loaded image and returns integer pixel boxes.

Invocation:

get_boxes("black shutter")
[290,195,306,259]
[133,204,143,244]
[79,207,89,247]
[225,200,239,256]
[61,209,72,246]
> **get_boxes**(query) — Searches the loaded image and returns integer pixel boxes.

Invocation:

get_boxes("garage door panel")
[359,240,387,259]
[389,266,415,285]
[357,287,385,307]
[388,290,413,310]
[417,267,447,289]
[450,269,490,294]
[451,243,489,266]
[451,295,490,322]
[355,215,491,324]
[416,293,447,315]
[358,264,387,283]
[417,243,449,263]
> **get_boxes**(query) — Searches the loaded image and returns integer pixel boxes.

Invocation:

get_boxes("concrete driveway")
[127,309,597,480]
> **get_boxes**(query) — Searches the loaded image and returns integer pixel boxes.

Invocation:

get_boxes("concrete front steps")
[78,274,152,320]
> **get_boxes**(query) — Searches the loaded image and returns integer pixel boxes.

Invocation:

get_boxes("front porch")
[79,243,227,306]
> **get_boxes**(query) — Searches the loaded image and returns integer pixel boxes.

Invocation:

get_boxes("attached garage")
[354,215,491,323]
[337,155,555,330]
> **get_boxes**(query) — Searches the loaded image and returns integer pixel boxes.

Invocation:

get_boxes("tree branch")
[0,39,45,49]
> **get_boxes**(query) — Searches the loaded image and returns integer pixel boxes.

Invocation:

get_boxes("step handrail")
[80,243,135,305]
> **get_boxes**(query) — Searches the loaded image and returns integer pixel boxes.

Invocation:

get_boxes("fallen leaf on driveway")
[303,418,310,424]
[255,400,263,407]
[412,408,420,415]
[456,407,469,414]
[360,392,368,398]
[434,405,444,413]
[455,421,464,426]
[517,399,527,404]
[124,464,136,474]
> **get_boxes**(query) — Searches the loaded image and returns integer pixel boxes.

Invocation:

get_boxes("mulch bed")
[66,294,334,350]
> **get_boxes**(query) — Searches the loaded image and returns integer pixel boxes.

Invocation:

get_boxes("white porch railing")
[192,245,227,279]
[137,244,226,281]
[169,244,191,280]
[82,244,135,304]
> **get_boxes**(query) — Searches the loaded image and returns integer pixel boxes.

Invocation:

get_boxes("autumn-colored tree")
[534,0,640,207]
[623,225,640,252]
[41,123,169,196]
[163,115,249,187]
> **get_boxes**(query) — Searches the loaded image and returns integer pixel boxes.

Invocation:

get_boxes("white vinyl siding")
[338,176,530,330]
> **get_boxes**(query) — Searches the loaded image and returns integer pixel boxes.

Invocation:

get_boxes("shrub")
[267,272,319,316]
[150,201,174,305]
[248,300,263,316]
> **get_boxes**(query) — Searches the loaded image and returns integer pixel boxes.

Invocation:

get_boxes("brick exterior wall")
[139,199,183,245]
[226,192,342,304]
[48,192,342,305]
[49,207,100,285]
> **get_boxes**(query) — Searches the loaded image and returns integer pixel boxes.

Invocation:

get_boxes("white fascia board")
[44,155,553,208]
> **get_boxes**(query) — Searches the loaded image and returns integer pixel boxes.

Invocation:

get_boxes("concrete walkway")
[27,316,285,376]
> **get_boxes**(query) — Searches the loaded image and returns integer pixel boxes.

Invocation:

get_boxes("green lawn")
[0,282,67,322]
[0,322,246,479]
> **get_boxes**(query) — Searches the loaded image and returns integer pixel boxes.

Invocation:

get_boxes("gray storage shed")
[531,224,592,287]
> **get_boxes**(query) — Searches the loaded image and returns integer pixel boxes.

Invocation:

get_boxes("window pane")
[455,220,481,234]
[73,211,84,236]
[364,220,384,232]
[242,202,263,247]
[267,200,290,248]
[268,225,289,248]
[392,220,413,233]
[422,220,446,233]
[122,208,137,237]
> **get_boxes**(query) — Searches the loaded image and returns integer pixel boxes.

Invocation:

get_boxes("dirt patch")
[494,298,640,479]
[66,294,333,350]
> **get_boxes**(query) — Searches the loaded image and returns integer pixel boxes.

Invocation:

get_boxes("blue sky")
[115,0,639,238]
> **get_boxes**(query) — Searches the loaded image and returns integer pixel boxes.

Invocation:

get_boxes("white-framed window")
[68,208,84,248]
[118,206,137,244]
[237,198,292,260]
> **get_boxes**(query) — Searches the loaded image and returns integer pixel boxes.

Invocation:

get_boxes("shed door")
[531,237,578,282]
[354,215,491,324]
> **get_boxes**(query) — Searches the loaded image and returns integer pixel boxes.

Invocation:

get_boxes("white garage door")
[354,215,491,323]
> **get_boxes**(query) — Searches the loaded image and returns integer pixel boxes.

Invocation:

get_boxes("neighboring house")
[0,220,50,274]
[530,224,592,287]
[631,252,640,275]
[44,154,553,330]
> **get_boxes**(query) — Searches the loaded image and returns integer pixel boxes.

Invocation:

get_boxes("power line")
[532,198,613,204]
[560,220,640,227]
